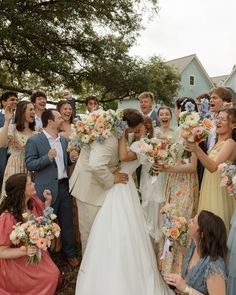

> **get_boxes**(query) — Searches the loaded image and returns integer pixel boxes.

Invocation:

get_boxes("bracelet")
[184,285,193,295]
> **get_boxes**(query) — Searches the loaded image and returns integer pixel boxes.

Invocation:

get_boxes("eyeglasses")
[216,116,228,122]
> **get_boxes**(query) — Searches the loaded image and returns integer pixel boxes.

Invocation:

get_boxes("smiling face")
[158,108,172,128]
[188,215,199,240]
[24,103,35,123]
[140,97,153,115]
[59,103,72,122]
[215,111,232,136]
[35,96,47,112]
[210,92,224,113]
[2,95,18,111]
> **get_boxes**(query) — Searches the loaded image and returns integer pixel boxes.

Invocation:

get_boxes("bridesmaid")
[185,108,236,232]
[155,106,174,140]
[154,98,199,275]
[0,173,61,295]
[0,101,36,200]
[56,100,74,141]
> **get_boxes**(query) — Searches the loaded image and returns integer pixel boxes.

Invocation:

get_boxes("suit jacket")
[150,110,160,127]
[69,135,119,206]
[25,132,71,203]
[0,112,8,186]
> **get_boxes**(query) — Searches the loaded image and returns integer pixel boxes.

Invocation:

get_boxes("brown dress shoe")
[68,257,79,267]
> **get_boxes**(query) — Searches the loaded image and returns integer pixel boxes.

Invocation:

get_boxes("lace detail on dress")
[205,260,227,280]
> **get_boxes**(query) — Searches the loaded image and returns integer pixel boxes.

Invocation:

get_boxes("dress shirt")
[35,114,43,130]
[43,130,68,180]
[207,117,216,151]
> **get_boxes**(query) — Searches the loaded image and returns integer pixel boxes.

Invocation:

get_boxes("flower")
[168,227,180,240]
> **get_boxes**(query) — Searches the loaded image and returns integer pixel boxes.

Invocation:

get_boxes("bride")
[75,128,174,295]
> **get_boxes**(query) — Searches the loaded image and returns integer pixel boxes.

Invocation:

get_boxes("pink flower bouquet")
[218,163,236,197]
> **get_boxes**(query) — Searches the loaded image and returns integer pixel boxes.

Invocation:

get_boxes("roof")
[166,54,214,87]
[223,66,236,86]
[210,75,228,86]
[165,54,196,73]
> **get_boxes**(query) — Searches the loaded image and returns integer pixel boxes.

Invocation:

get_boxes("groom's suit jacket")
[69,135,119,206]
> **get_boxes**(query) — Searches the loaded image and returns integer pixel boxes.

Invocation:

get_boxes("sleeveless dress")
[227,210,236,295]
[0,196,61,295]
[182,240,226,295]
[158,159,199,275]
[0,124,33,200]
[198,140,236,232]
[75,142,174,295]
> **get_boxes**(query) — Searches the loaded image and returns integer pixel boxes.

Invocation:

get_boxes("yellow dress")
[198,140,236,232]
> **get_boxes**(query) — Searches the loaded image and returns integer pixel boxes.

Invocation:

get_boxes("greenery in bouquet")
[70,109,127,147]
[160,204,188,247]
[9,207,60,264]
[218,163,236,197]
[179,101,213,159]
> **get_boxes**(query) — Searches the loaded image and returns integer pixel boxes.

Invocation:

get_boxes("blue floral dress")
[182,241,226,295]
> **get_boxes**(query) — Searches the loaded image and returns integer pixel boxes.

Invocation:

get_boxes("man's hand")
[48,149,57,160]
[113,171,129,184]
[43,189,52,207]
[70,150,79,162]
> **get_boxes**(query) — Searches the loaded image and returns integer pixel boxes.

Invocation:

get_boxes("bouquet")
[218,163,236,197]
[10,207,61,264]
[179,101,213,158]
[160,204,188,260]
[70,109,127,148]
[139,137,183,176]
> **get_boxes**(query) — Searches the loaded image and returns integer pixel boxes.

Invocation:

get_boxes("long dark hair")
[0,173,32,222]
[197,210,227,260]
[14,101,35,131]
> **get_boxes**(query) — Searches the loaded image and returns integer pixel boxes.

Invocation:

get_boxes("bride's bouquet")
[69,109,127,148]
[160,204,188,259]
[218,163,236,197]
[10,207,61,264]
[179,101,213,158]
[139,137,183,176]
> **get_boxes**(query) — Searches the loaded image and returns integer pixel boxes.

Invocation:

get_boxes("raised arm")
[118,131,137,162]
[0,106,13,147]
[185,139,236,172]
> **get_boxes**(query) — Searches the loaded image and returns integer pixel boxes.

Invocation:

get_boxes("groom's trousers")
[76,199,100,255]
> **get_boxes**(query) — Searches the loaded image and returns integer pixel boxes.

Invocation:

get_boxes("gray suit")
[0,111,8,189]
[25,132,76,258]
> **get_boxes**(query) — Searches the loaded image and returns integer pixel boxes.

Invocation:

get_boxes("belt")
[58,178,68,184]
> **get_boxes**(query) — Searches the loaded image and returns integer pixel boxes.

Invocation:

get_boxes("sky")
[130,0,236,77]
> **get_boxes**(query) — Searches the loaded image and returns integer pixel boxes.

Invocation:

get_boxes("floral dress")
[0,124,34,200]
[158,159,199,275]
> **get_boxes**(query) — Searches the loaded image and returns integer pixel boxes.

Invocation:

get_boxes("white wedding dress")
[75,142,174,295]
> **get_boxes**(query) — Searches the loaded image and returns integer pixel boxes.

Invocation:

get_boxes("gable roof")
[211,75,228,86]
[166,54,215,88]
[166,54,196,73]
[222,66,236,86]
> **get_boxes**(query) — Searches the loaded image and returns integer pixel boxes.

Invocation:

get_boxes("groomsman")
[30,91,47,130]
[25,109,79,267]
[0,91,18,189]
[138,91,160,127]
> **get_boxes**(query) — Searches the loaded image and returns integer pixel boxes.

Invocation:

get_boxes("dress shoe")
[68,257,79,267]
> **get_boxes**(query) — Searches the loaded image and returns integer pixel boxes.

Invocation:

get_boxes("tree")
[0,0,158,93]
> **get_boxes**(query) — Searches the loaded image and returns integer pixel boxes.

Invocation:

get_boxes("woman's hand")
[70,150,79,162]
[164,273,187,292]
[4,105,14,122]
[43,189,52,208]
[26,245,38,257]
[184,141,198,153]
[152,162,164,172]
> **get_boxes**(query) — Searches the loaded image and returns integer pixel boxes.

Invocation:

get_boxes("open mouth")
[161,119,169,123]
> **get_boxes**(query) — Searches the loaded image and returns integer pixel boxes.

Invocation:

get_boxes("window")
[189,75,195,85]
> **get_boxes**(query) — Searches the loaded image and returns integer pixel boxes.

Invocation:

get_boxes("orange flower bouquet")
[10,207,60,264]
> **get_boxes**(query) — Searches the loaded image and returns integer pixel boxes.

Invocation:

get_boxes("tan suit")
[69,135,119,253]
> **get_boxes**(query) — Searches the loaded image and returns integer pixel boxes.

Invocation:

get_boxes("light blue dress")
[227,210,236,295]
[182,241,226,295]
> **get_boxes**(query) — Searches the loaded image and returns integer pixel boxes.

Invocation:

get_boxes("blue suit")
[0,111,8,190]
[150,110,160,127]
[25,132,75,258]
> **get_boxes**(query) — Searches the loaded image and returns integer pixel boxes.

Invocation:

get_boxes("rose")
[168,227,180,240]
[181,129,191,139]
[220,175,229,187]
[202,118,213,129]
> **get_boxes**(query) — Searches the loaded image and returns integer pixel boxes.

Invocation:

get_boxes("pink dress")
[0,196,61,295]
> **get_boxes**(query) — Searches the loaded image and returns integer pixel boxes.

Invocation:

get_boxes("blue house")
[166,54,214,100]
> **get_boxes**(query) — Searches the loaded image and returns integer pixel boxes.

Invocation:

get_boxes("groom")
[70,108,144,254]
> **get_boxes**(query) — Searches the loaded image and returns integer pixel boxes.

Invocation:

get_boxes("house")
[166,54,214,100]
[211,66,236,105]
[118,54,215,110]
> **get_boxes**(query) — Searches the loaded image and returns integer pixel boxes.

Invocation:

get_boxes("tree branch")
[0,83,32,95]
